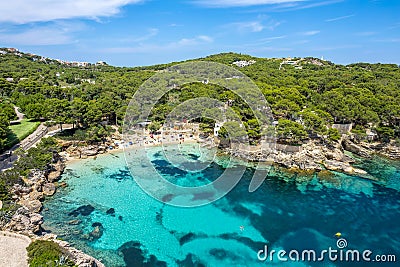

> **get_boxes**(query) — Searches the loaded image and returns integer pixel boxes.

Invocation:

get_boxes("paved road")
[0,147,19,171]
[1,123,75,172]
[0,123,46,172]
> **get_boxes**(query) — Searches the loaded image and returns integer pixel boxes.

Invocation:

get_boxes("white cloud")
[193,0,303,8]
[176,35,214,46]
[325,14,355,22]
[197,35,214,42]
[261,35,287,41]
[0,0,143,24]
[102,35,214,53]
[373,38,400,43]
[169,23,183,27]
[115,28,159,44]
[133,28,159,42]
[271,0,344,11]
[228,19,281,33]
[299,30,320,36]
[236,21,265,32]
[0,23,83,45]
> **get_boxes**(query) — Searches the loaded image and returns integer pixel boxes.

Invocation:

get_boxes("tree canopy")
[1,48,399,149]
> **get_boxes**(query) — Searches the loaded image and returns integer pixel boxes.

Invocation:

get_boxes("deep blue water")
[42,145,400,266]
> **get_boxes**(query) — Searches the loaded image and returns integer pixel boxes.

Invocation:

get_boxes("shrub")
[328,128,341,142]
[27,240,76,267]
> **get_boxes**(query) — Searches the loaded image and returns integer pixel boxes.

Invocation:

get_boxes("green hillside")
[1,48,399,150]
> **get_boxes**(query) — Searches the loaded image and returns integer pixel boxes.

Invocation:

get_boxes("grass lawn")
[5,119,40,148]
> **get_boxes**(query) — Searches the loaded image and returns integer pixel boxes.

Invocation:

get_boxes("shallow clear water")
[42,146,400,266]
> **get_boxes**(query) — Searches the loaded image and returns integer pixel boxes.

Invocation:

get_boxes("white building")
[232,60,256,68]
[214,123,223,136]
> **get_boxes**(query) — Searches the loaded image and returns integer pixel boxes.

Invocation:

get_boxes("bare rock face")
[11,185,31,198]
[47,170,62,183]
[6,207,43,234]
[29,213,43,226]
[372,143,400,159]
[47,160,65,183]
[82,149,99,157]
[18,199,42,213]
[28,190,44,201]
[42,183,56,196]
[67,144,108,159]
[342,139,371,158]
[323,160,352,172]
[323,160,377,181]
[26,170,47,186]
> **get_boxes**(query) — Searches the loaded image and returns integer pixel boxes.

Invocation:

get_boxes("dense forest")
[1,48,400,152]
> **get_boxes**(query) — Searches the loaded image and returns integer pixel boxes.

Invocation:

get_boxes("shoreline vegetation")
[0,49,399,266]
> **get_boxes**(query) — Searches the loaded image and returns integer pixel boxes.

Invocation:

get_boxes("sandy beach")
[63,129,211,162]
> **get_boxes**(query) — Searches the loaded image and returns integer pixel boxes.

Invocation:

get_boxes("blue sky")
[0,0,399,66]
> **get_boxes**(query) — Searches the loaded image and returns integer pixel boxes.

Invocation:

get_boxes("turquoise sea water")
[42,145,400,266]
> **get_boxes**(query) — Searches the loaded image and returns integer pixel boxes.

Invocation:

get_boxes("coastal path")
[0,231,31,267]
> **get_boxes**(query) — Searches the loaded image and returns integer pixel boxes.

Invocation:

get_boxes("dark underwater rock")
[106,208,115,216]
[68,204,95,217]
[118,241,167,267]
[179,232,197,246]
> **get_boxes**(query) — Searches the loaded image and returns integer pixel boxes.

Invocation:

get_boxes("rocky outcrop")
[365,142,400,160]
[88,223,104,241]
[38,234,105,267]
[7,162,64,235]
[342,138,372,158]
[10,184,31,199]
[228,140,385,182]
[18,199,42,213]
[3,151,105,267]
[42,183,56,196]
[381,145,400,159]
[229,141,346,171]
[66,144,108,159]
[322,160,376,180]
[6,207,43,235]
[47,160,65,183]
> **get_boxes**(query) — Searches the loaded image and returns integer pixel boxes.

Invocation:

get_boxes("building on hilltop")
[232,60,256,68]
[279,57,304,70]
[7,48,19,53]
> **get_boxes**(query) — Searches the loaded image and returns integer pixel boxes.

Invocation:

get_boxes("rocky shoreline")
[228,137,400,182]
[61,135,400,182]
[1,158,105,267]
